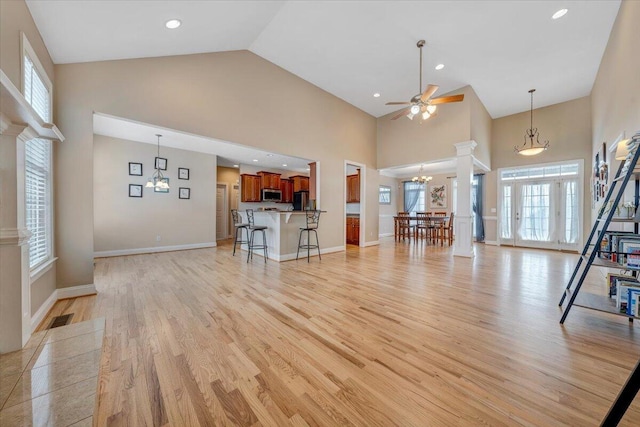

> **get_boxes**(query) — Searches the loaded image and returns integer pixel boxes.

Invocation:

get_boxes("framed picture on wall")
[178,167,189,180]
[179,187,190,199]
[129,184,143,198]
[155,157,167,170]
[154,178,169,193]
[128,162,142,176]
[429,184,447,209]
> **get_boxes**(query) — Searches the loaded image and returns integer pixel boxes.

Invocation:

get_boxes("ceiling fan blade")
[420,84,439,102]
[429,94,465,105]
[391,107,412,120]
[385,101,412,105]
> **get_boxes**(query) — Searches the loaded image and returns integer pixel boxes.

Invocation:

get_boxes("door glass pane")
[564,180,579,244]
[500,185,512,239]
[518,183,554,242]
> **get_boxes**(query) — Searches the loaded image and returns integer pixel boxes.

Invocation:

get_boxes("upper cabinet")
[346,171,360,203]
[280,179,293,203]
[257,171,281,190]
[290,175,310,192]
[240,174,261,202]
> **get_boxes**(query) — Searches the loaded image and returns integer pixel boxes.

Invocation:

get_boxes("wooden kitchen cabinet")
[257,171,281,190]
[279,179,293,203]
[240,174,261,202]
[346,173,360,203]
[290,175,309,192]
[346,216,360,245]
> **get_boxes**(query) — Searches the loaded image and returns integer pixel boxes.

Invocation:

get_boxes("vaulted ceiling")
[26,0,620,119]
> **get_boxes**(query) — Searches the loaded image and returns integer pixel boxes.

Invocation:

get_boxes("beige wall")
[31,265,56,315]
[491,96,592,241]
[55,50,377,287]
[93,135,216,253]
[591,0,640,224]
[0,0,54,90]
[377,85,491,170]
[379,175,400,236]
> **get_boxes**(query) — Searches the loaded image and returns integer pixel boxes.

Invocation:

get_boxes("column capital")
[454,140,478,156]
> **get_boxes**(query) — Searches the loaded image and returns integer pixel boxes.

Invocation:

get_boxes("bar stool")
[246,209,268,263]
[231,209,249,256]
[297,210,321,262]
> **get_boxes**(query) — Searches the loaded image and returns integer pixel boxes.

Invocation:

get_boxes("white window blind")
[23,53,51,122]
[25,138,52,269]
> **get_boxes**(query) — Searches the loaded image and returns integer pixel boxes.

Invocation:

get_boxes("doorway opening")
[216,184,228,240]
[498,160,583,250]
[345,161,365,247]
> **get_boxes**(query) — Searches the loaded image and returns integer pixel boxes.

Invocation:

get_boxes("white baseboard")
[94,242,217,258]
[30,289,57,332]
[484,240,498,246]
[57,283,97,299]
[30,283,97,332]
[379,233,394,238]
[363,240,379,247]
[246,245,345,262]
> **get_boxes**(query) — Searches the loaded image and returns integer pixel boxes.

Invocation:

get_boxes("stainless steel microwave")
[262,189,282,202]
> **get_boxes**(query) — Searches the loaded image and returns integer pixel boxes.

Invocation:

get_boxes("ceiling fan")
[386,40,464,120]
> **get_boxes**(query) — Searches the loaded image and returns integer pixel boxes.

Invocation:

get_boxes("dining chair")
[415,212,429,240]
[396,212,413,240]
[433,212,447,245]
[442,212,455,246]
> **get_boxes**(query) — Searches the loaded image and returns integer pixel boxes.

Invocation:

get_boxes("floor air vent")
[48,313,74,329]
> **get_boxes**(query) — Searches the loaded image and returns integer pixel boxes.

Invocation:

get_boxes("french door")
[499,162,582,250]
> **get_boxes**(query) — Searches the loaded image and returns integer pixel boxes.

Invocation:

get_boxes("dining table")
[393,215,450,244]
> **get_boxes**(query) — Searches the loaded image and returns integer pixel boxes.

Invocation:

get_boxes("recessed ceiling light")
[165,19,181,29]
[266,154,273,157]
[552,9,568,20]
[233,164,239,168]
[373,93,381,98]
[252,159,258,162]
[282,163,287,167]
[435,64,445,70]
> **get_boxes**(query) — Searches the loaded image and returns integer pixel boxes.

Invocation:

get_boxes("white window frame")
[21,32,52,122]
[21,33,55,276]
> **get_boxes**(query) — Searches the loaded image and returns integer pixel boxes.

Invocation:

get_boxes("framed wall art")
[179,187,190,199]
[128,162,142,176]
[178,167,189,180]
[129,184,143,198]
[429,184,447,209]
[155,157,167,171]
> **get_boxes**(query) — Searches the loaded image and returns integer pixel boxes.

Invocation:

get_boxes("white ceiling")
[93,113,313,173]
[26,0,620,119]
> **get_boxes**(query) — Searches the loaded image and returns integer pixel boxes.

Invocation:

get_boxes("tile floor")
[0,318,104,426]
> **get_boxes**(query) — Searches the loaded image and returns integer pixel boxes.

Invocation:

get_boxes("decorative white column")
[0,116,34,353]
[453,140,477,258]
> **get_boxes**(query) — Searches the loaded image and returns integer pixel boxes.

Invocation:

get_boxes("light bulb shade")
[615,139,631,160]
[517,147,546,156]
[145,179,155,188]
[407,113,415,120]
[410,104,420,115]
[426,105,437,114]
[421,111,431,120]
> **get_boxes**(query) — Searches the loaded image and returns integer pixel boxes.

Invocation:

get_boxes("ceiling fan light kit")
[514,89,550,156]
[386,40,464,121]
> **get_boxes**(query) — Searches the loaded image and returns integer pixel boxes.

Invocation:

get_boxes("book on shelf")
[634,293,640,317]
[616,281,640,313]
[607,273,637,297]
[628,288,640,316]
[617,236,640,266]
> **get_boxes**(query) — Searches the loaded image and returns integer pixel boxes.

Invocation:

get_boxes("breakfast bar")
[240,211,325,261]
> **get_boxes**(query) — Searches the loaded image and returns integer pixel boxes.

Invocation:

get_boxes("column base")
[453,214,475,258]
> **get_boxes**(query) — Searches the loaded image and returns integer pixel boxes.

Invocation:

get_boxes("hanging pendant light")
[514,89,549,156]
[412,164,433,184]
[146,134,170,189]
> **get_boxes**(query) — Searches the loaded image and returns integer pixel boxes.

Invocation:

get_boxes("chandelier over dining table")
[412,164,432,184]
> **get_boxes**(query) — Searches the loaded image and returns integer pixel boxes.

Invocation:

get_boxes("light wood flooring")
[39,239,640,426]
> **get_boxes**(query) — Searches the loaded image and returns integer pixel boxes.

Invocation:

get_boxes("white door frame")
[345,160,366,247]
[497,159,584,250]
[216,183,228,240]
